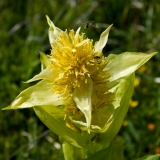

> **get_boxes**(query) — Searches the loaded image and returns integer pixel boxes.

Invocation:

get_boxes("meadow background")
[0,0,160,159]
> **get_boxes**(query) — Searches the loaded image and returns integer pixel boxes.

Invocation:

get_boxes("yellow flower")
[3,16,157,148]
[134,77,140,87]
[130,99,139,107]
[24,16,114,133]
[48,25,114,131]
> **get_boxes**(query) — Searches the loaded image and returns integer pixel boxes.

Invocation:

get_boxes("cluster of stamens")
[49,29,114,123]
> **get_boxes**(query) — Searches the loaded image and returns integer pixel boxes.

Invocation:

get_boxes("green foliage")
[136,154,160,160]
[0,0,160,159]
[84,137,124,160]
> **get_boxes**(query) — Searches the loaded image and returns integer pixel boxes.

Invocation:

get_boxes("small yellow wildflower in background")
[138,65,147,73]
[130,99,139,108]
[134,77,140,87]
[122,120,128,127]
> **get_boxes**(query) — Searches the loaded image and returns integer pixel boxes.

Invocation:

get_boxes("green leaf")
[100,73,135,147]
[136,154,160,160]
[84,137,124,160]
[62,141,86,160]
[34,105,94,148]
[105,52,157,81]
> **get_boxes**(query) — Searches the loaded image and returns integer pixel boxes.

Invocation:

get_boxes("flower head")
[48,24,114,131]
[3,16,157,147]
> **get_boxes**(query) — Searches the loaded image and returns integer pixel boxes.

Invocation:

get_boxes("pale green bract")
[3,16,157,159]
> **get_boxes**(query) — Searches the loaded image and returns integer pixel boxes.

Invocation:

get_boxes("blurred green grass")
[0,0,160,159]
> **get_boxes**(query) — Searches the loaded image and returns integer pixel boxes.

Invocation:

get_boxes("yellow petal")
[94,24,113,52]
[40,52,50,70]
[2,80,64,110]
[73,78,93,132]
[46,15,62,46]
[104,52,157,81]
[25,67,58,83]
